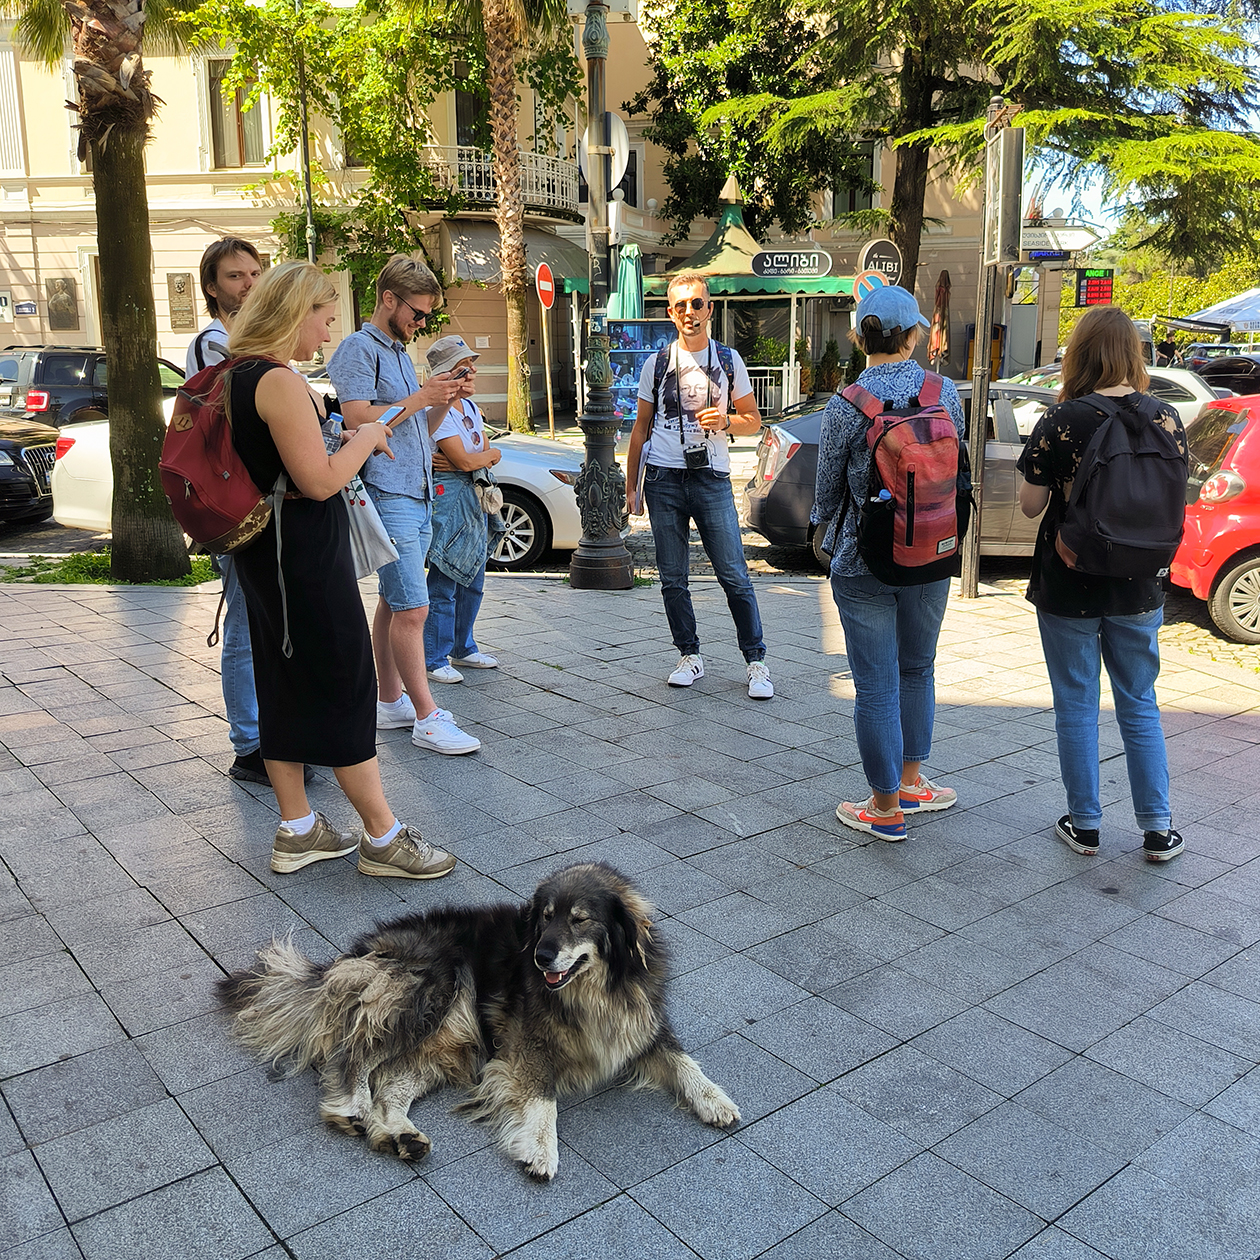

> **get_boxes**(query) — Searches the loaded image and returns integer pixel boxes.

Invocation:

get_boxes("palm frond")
[0,0,202,65]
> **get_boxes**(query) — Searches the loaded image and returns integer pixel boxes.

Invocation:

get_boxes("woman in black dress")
[226,260,456,880]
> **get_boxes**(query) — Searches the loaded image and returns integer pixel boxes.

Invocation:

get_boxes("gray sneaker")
[271,812,358,873]
[357,825,457,879]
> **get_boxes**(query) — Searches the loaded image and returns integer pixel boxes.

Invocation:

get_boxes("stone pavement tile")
[99,954,224,1037]
[669,952,810,1029]
[1203,944,1260,1003]
[0,991,126,1077]
[179,893,328,972]
[503,1194,701,1260]
[1205,1065,1260,1138]
[637,814,737,859]
[4,1228,86,1259]
[1056,1166,1256,1260]
[2,1040,166,1146]
[1135,1112,1260,1219]
[134,1010,258,1096]
[630,1141,828,1260]
[141,858,270,918]
[1086,1015,1252,1107]
[876,873,1008,931]
[558,1085,726,1188]
[631,860,734,917]
[830,1045,1003,1147]
[51,775,171,834]
[1102,911,1242,979]
[841,1152,1041,1260]
[757,820,855,866]
[1015,1058,1192,1160]
[1155,885,1260,947]
[70,1166,271,1260]
[1201,858,1260,911]
[908,1007,1074,1098]
[933,1101,1126,1220]
[741,995,897,1084]
[1005,1230,1111,1259]
[0,950,93,1020]
[646,773,742,813]
[518,806,624,846]
[737,1088,921,1206]
[696,795,804,840]
[1061,855,1200,909]
[425,1143,618,1254]
[70,920,209,989]
[757,1212,901,1260]
[750,866,866,922]
[819,900,945,962]
[34,1097,215,1221]
[435,824,562,876]
[180,1066,319,1161]
[656,917,731,975]
[30,752,129,788]
[929,850,1063,902]
[13,850,139,918]
[225,1121,416,1238]
[983,945,1187,1053]
[583,790,682,831]
[688,1031,819,1127]
[746,922,884,996]
[687,835,800,889]
[822,965,972,1040]
[0,1096,21,1157]
[813,846,934,898]
[0,1150,65,1251]
[1147,980,1260,1060]
[41,886,171,949]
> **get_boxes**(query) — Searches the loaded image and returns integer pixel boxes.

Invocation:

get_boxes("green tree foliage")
[624,0,879,244]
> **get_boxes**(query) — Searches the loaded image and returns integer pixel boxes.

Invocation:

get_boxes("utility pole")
[568,0,634,589]
[959,96,1023,598]
[296,0,317,265]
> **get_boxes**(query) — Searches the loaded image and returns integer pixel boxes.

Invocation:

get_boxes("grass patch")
[632,573,655,587]
[0,550,216,587]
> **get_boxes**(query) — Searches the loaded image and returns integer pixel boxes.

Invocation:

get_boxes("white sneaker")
[668,654,705,687]
[412,710,481,755]
[747,661,774,699]
[427,664,464,684]
[376,694,417,729]
[453,651,498,669]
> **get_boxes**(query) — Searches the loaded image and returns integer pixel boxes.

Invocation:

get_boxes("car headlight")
[0,451,14,466]
[549,469,578,485]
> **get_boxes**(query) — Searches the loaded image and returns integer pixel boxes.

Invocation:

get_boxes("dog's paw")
[692,1085,741,1129]
[322,1110,366,1139]
[520,1150,559,1181]
[370,1127,432,1162]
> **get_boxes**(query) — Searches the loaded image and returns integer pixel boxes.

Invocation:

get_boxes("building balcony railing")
[421,146,581,220]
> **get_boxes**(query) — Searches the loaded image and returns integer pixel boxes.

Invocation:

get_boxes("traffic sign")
[535,262,556,310]
[858,239,903,286]
[1021,225,1100,252]
[853,269,889,302]
[579,112,630,191]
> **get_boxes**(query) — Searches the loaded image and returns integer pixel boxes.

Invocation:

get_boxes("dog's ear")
[608,890,653,979]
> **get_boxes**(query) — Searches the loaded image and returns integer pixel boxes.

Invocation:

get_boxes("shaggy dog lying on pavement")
[218,862,740,1180]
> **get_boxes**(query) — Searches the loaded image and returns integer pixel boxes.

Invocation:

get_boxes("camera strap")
[673,340,715,448]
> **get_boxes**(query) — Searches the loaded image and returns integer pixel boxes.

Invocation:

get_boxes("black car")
[0,416,60,523]
[1196,354,1260,398]
[745,382,1059,568]
[0,346,185,428]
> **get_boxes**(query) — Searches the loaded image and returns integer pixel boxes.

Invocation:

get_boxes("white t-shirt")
[186,319,229,377]
[636,340,753,473]
[432,398,486,454]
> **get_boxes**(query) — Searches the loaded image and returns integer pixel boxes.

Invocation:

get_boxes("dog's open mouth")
[540,958,586,990]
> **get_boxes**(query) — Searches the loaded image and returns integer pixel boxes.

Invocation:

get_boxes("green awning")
[563,277,589,294]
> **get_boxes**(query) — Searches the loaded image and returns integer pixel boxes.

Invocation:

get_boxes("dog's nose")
[534,944,558,969]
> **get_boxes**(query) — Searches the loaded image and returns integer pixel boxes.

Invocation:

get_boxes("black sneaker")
[228,751,315,787]
[1055,815,1100,855]
[1143,828,1184,862]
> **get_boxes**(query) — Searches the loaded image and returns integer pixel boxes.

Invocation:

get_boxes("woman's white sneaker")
[747,661,774,699]
[668,654,705,687]
[412,710,481,755]
[376,694,417,729]
[426,664,464,684]
[453,651,498,668]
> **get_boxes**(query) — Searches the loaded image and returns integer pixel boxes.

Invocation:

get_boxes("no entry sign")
[535,262,556,310]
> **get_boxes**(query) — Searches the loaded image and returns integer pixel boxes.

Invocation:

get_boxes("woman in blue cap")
[813,284,965,841]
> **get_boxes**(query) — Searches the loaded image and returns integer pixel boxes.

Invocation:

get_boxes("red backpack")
[838,371,973,585]
[159,359,277,553]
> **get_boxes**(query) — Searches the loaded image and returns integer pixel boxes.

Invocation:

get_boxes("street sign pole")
[535,263,558,439]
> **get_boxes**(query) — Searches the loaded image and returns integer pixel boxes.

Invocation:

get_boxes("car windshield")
[1184,404,1249,495]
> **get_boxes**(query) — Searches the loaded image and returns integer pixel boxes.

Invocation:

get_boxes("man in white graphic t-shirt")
[626,272,773,699]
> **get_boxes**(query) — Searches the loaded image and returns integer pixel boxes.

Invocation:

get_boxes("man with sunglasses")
[327,255,482,759]
[626,272,774,699]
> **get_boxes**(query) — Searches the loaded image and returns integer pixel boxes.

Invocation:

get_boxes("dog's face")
[529,864,654,992]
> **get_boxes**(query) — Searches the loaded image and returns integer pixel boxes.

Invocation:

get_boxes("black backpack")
[1056,393,1189,579]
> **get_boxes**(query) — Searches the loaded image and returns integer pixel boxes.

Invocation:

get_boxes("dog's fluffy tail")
[218,936,337,1075]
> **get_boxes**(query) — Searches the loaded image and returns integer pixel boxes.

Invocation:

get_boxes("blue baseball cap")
[855,284,929,333]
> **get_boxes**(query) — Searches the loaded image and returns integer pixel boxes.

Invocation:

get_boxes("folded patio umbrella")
[607,243,644,320]
[928,270,951,369]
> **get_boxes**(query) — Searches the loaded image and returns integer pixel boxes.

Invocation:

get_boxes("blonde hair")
[1059,305,1150,400]
[375,254,442,305]
[228,260,337,362]
[667,272,711,301]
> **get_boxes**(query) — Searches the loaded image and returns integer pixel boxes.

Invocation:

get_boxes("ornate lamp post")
[568,0,634,590]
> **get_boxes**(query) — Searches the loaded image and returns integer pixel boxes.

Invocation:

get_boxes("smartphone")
[377,404,406,427]
[450,365,472,381]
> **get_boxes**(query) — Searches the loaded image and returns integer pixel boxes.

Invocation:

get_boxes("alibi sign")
[858,239,903,287]
[751,249,832,279]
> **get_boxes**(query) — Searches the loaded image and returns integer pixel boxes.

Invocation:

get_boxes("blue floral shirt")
[812,361,965,577]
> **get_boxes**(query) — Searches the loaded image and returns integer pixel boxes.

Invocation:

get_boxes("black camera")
[684,445,710,470]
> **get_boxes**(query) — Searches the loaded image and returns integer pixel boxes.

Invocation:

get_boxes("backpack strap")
[840,383,885,420]
[918,370,944,406]
[713,341,737,395]
[652,341,672,410]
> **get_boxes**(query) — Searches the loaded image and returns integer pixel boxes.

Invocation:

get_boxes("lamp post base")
[569,546,634,589]
[567,391,633,590]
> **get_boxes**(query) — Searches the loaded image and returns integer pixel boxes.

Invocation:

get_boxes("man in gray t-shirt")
[326,255,481,757]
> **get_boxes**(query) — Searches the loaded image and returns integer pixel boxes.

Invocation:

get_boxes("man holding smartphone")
[327,255,481,758]
[626,272,773,699]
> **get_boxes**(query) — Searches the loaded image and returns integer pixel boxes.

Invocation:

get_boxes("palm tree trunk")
[484,0,533,432]
[93,125,190,581]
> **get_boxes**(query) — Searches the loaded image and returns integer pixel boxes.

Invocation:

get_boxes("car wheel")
[490,488,551,569]
[1208,553,1260,644]
[809,525,831,573]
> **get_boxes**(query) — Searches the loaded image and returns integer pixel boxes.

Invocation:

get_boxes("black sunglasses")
[391,293,429,325]
[671,297,708,314]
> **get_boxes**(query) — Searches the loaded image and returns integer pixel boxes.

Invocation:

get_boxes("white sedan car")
[52,421,585,569]
[1000,365,1227,431]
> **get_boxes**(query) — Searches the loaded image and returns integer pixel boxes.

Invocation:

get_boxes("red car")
[1171,393,1260,642]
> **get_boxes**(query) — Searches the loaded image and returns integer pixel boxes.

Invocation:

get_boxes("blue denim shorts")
[369,489,432,611]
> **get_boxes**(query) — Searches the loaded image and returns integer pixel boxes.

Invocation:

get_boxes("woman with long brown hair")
[1017,304,1185,862]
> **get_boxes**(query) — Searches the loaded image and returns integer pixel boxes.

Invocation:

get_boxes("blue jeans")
[424,559,485,668]
[830,573,950,795]
[1037,607,1171,832]
[216,553,259,756]
[643,465,765,661]
[370,490,432,612]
